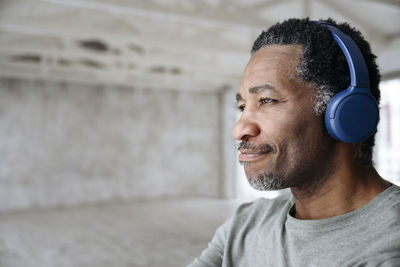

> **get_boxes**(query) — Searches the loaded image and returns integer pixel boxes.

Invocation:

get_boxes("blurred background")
[0,0,399,266]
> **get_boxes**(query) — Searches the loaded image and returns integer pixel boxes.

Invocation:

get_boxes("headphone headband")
[313,21,369,89]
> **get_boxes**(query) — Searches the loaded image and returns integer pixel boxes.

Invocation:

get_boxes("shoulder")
[385,183,400,204]
[374,184,400,222]
[228,191,293,229]
[361,184,400,264]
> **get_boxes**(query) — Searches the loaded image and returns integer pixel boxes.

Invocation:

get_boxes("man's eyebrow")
[249,83,277,94]
[236,84,278,103]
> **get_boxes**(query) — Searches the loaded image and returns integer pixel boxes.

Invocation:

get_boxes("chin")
[243,163,272,176]
[246,170,287,191]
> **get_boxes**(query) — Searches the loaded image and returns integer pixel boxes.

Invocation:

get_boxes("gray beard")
[247,171,287,191]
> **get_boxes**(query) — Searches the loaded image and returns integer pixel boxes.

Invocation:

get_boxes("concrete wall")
[0,78,222,212]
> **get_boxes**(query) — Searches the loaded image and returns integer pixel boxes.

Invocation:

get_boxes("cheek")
[285,117,328,166]
[283,101,325,137]
[267,113,313,140]
[258,100,326,146]
[271,111,326,154]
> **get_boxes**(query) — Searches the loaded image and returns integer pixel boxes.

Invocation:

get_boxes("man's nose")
[232,112,261,141]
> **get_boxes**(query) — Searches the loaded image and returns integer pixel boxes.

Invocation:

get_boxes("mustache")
[237,141,274,153]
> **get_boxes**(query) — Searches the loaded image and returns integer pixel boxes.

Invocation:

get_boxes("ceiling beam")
[0,23,251,55]
[0,61,241,92]
[360,0,400,8]
[250,0,293,11]
[43,0,263,30]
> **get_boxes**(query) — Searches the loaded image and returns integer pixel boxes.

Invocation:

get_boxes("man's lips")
[238,149,272,162]
[237,141,274,162]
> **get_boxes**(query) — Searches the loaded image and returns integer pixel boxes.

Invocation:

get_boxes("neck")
[290,144,390,220]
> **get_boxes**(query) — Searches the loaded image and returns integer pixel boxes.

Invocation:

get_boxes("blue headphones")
[314,21,379,143]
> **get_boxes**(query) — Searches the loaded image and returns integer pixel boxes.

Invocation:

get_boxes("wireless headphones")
[313,21,379,143]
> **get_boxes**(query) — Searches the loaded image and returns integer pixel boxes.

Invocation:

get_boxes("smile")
[239,150,272,162]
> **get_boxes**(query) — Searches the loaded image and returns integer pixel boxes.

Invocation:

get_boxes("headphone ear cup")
[325,88,379,143]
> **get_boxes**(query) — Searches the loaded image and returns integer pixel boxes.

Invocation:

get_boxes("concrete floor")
[0,198,242,267]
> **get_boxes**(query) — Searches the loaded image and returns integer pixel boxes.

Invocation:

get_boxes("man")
[188,18,400,266]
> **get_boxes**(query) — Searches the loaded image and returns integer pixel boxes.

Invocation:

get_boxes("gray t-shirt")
[188,185,400,267]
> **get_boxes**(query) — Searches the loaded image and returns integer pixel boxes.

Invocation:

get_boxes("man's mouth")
[238,142,274,162]
[239,149,272,162]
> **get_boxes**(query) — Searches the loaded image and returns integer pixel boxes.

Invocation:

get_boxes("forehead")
[239,44,304,97]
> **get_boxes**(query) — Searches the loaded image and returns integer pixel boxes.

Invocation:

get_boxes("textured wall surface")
[0,78,221,212]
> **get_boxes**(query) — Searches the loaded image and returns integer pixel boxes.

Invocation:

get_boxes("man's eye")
[259,98,275,105]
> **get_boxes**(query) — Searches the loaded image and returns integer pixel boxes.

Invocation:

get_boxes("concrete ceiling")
[0,0,399,91]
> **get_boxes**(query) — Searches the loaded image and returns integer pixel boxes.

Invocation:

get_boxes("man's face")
[233,44,336,191]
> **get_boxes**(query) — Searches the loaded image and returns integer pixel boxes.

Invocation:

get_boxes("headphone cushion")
[325,89,379,143]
